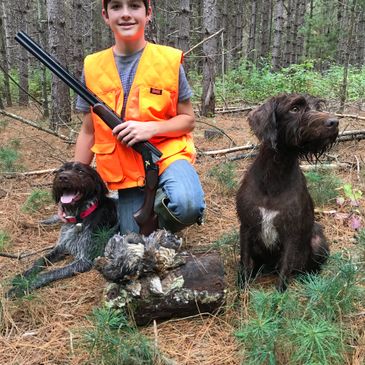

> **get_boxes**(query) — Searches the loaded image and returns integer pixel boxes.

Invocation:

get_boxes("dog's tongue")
[61,193,77,204]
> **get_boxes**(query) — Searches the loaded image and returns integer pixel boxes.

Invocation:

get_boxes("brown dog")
[236,94,339,291]
[8,162,118,297]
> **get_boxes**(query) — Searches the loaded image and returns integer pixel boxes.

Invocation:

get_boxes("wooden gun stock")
[133,165,159,235]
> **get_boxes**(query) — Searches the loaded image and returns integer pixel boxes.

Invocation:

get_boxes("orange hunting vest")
[84,42,196,190]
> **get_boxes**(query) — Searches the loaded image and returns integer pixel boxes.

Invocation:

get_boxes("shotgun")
[15,31,160,235]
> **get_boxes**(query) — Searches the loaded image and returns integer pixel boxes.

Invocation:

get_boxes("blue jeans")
[118,160,205,234]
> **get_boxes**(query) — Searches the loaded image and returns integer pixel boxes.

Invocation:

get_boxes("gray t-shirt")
[76,49,192,114]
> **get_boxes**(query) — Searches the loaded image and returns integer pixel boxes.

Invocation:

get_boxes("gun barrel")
[15,31,98,106]
[15,31,162,161]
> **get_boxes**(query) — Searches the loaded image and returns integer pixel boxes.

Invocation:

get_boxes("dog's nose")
[58,174,69,182]
[324,118,338,128]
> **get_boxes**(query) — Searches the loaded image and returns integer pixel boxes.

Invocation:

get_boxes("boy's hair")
[103,0,150,14]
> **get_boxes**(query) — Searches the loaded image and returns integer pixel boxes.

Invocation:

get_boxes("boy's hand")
[113,121,157,146]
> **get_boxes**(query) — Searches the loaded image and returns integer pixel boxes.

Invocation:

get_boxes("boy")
[75,0,205,234]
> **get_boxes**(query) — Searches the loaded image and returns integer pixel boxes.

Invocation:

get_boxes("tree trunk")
[0,0,11,107]
[336,0,347,64]
[37,0,49,118]
[146,0,158,43]
[177,0,190,72]
[339,0,357,112]
[247,0,258,65]
[305,0,314,58]
[71,0,84,110]
[17,2,30,107]
[295,0,307,63]
[201,0,217,116]
[47,0,71,130]
[259,0,272,60]
[105,252,226,326]
[283,0,293,67]
[272,0,284,71]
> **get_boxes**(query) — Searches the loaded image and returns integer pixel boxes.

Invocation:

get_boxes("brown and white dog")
[8,162,118,297]
[236,94,339,291]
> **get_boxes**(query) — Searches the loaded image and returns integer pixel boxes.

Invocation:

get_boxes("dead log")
[94,230,226,326]
[104,251,226,326]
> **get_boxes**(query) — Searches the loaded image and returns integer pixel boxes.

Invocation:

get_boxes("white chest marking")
[258,207,279,249]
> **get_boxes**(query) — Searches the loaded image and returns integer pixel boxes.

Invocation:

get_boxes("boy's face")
[102,0,151,43]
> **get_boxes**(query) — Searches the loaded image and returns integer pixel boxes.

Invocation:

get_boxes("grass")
[190,61,365,105]
[90,226,118,260]
[235,248,364,364]
[211,229,239,250]
[0,140,23,173]
[0,231,11,250]
[22,189,52,213]
[208,161,238,194]
[304,169,342,207]
[81,306,159,364]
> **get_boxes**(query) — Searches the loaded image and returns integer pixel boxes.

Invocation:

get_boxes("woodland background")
[1,0,365,125]
[1,0,365,364]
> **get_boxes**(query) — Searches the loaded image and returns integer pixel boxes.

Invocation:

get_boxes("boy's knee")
[154,189,205,233]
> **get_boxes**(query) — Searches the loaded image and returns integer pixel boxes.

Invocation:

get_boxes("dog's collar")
[63,200,99,223]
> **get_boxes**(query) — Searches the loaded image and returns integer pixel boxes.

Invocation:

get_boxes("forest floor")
[0,102,365,364]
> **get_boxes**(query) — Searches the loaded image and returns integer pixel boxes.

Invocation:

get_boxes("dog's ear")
[248,98,278,149]
[91,167,109,199]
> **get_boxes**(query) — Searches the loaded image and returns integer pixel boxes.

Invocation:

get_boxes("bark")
[105,252,226,326]
[146,0,158,43]
[247,0,258,65]
[259,0,272,60]
[272,0,284,71]
[91,1,102,52]
[17,2,30,106]
[37,0,49,118]
[355,6,365,66]
[233,0,243,63]
[305,0,314,58]
[339,0,357,112]
[47,0,71,130]
[336,0,347,64]
[0,0,11,107]
[201,0,218,116]
[283,0,293,67]
[295,0,306,63]
[177,0,190,72]
[177,0,190,53]
[71,0,84,110]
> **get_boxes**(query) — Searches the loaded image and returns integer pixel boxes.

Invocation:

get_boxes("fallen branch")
[200,129,365,157]
[1,167,57,178]
[300,162,352,171]
[184,28,224,56]
[215,106,254,114]
[199,143,257,156]
[335,113,365,121]
[0,246,54,260]
[337,130,365,142]
[0,109,74,143]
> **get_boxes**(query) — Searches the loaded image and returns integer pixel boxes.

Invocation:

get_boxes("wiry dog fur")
[236,94,339,291]
[8,162,118,297]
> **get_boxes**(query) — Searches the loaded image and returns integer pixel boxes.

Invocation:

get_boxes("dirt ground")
[0,103,365,364]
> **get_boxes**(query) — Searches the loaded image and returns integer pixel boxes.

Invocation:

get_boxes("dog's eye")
[290,106,300,113]
[316,102,324,111]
